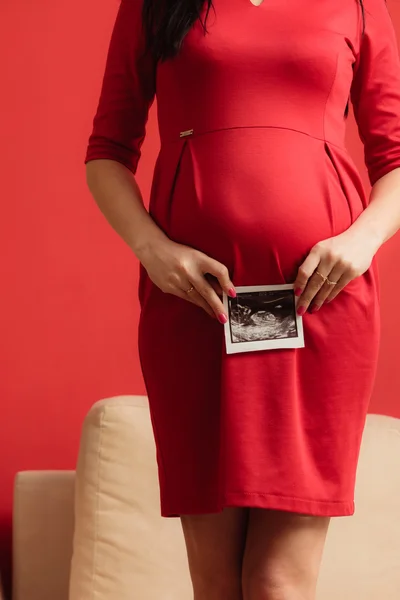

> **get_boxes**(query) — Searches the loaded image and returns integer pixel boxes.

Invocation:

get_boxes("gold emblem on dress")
[179,129,194,137]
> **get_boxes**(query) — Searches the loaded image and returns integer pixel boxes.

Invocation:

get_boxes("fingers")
[173,285,216,319]
[205,273,224,297]
[293,240,361,313]
[310,264,343,308]
[293,248,321,297]
[201,256,236,299]
[189,273,229,323]
[293,249,326,314]
[159,246,235,322]
[325,271,353,303]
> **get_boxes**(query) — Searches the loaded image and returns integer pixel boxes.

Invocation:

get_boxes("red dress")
[86,0,400,517]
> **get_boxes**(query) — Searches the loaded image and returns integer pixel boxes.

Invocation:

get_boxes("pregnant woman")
[85,0,400,598]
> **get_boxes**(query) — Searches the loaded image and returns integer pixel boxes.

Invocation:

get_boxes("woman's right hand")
[137,237,236,323]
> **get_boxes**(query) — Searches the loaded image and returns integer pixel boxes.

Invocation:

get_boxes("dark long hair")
[143,0,367,63]
[142,0,368,119]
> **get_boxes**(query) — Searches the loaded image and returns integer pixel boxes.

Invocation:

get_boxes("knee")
[242,569,312,600]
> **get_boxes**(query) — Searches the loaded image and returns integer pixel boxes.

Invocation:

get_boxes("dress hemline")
[160,491,355,518]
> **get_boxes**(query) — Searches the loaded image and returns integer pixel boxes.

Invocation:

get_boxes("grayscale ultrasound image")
[228,290,298,343]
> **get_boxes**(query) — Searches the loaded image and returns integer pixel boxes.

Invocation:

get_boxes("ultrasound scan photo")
[223,285,305,354]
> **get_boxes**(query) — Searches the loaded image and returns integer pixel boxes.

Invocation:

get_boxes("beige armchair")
[12,396,400,600]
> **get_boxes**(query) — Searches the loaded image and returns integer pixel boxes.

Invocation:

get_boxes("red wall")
[1,0,400,595]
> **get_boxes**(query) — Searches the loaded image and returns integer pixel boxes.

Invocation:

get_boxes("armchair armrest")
[12,471,75,600]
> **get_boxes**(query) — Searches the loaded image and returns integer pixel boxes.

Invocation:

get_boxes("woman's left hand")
[293,229,380,315]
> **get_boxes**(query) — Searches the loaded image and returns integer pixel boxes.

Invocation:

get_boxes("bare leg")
[242,508,330,600]
[181,507,249,600]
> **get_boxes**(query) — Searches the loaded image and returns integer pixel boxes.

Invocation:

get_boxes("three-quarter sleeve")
[85,0,156,174]
[350,0,400,187]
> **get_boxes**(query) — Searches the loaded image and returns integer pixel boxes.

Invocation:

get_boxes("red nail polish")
[297,305,306,316]
[218,313,228,324]
[294,288,303,297]
[228,288,236,298]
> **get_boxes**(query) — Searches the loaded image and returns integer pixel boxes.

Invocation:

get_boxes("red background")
[1,0,400,595]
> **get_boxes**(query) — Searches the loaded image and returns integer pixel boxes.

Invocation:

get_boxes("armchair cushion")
[69,396,192,600]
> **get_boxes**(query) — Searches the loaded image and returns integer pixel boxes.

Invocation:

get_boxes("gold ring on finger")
[315,270,327,283]
[186,285,195,294]
[326,278,337,286]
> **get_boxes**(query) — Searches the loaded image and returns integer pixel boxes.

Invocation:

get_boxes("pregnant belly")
[150,128,364,284]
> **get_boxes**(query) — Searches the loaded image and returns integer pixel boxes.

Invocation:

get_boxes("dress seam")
[161,125,344,148]
[322,49,340,141]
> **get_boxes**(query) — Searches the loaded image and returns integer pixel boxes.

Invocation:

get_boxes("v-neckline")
[249,0,265,6]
